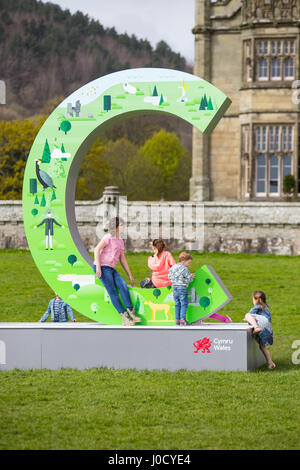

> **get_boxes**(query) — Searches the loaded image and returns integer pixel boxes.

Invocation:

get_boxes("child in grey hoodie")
[168,252,195,326]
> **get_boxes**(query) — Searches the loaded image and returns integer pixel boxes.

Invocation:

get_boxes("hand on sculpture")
[96,267,102,278]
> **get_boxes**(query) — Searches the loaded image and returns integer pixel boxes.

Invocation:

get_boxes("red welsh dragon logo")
[193,337,212,353]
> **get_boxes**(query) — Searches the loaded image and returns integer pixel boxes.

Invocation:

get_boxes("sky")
[41,0,195,64]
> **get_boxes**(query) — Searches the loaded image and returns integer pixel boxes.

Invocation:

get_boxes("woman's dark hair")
[152,239,166,256]
[252,290,267,311]
[108,217,124,235]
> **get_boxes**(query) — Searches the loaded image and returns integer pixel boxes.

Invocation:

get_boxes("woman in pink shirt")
[141,239,176,288]
[93,217,140,326]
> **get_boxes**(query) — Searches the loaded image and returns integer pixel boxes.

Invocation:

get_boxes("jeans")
[93,265,133,314]
[173,286,188,323]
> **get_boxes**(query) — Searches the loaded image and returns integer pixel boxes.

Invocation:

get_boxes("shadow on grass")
[248,357,297,373]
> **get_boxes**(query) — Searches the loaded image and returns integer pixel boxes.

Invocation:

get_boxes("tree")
[103,114,170,146]
[103,95,111,112]
[40,193,46,207]
[41,138,51,163]
[167,148,191,201]
[207,97,214,110]
[59,120,71,135]
[200,297,210,309]
[283,174,296,200]
[30,178,37,195]
[141,130,184,193]
[61,143,68,161]
[100,138,140,195]
[68,254,77,266]
[0,117,45,199]
[75,138,110,200]
[199,98,206,110]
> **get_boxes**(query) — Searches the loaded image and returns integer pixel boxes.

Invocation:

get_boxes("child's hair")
[178,251,193,262]
[108,217,124,235]
[252,290,267,311]
[152,239,166,256]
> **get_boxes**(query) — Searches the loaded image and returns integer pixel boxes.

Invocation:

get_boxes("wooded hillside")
[0,0,189,120]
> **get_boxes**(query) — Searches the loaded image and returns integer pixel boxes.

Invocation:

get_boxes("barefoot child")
[244,290,275,370]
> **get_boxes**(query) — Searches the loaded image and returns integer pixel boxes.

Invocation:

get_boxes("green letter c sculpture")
[23,68,232,325]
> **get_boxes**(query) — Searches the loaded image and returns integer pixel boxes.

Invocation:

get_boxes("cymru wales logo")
[193,337,212,353]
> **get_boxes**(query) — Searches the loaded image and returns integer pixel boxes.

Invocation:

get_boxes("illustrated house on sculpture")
[191,0,300,202]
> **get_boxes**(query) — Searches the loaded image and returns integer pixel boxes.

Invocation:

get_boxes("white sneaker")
[121,312,135,326]
[126,308,142,323]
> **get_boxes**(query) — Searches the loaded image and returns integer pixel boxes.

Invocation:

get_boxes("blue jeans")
[173,286,188,323]
[93,265,133,314]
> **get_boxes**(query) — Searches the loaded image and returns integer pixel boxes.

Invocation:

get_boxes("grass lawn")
[0,249,299,450]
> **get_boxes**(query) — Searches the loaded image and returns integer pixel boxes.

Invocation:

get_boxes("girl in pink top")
[144,239,176,288]
[93,217,140,326]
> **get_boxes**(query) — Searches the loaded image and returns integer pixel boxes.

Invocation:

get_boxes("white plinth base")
[0,323,266,372]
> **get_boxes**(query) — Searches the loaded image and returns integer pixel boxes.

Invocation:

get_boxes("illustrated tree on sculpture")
[104,95,112,112]
[61,143,67,161]
[41,139,51,163]
[207,97,214,110]
[30,178,39,204]
[59,120,72,135]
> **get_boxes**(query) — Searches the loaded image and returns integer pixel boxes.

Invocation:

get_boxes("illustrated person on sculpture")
[34,210,65,250]
[168,252,195,326]
[140,239,176,288]
[40,293,76,322]
[244,290,275,370]
[93,217,140,326]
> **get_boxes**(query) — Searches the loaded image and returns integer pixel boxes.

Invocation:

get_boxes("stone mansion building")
[190,0,300,201]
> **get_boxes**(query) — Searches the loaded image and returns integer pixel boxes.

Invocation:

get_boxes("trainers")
[126,307,142,323]
[225,315,232,323]
[121,311,135,326]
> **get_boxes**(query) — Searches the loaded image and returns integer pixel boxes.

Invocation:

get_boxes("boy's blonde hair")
[178,252,193,262]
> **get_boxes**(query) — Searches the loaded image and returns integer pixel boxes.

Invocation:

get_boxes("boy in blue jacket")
[40,293,76,322]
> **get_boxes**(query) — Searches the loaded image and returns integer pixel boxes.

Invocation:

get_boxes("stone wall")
[1,196,300,255]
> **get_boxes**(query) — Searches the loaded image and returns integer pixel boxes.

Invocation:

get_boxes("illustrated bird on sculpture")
[35,159,56,191]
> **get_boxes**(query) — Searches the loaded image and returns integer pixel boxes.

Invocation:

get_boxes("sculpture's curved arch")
[23,68,231,324]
